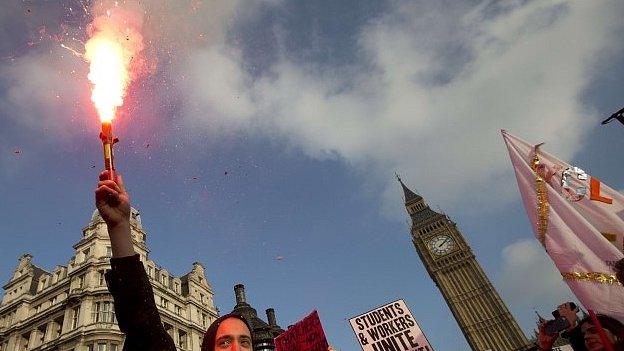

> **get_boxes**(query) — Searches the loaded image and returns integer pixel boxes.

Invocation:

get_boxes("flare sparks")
[84,6,145,179]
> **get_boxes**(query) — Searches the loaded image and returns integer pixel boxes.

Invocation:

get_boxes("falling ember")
[60,44,84,59]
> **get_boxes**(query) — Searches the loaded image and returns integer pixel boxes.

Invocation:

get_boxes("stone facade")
[398,177,529,351]
[0,208,218,351]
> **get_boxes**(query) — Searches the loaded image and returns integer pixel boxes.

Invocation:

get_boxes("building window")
[199,293,204,303]
[161,298,168,309]
[110,344,118,351]
[99,270,106,286]
[20,332,30,351]
[178,330,187,349]
[93,301,115,323]
[53,316,64,338]
[97,342,107,351]
[76,275,84,289]
[175,305,182,315]
[37,324,46,345]
[174,282,179,293]
[71,306,80,329]
[85,344,94,351]
[202,313,208,327]
[106,246,112,257]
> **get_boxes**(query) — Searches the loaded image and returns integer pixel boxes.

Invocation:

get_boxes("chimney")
[266,308,277,326]
[234,284,246,305]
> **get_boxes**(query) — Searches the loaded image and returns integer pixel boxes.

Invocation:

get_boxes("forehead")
[581,322,595,332]
[216,318,252,337]
[581,321,612,334]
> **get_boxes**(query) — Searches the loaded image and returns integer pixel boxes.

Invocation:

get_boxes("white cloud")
[0,52,90,136]
[177,0,623,216]
[497,238,577,332]
[499,238,574,304]
[1,1,621,214]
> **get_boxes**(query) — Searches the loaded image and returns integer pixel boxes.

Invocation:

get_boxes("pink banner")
[502,130,624,320]
[275,310,329,351]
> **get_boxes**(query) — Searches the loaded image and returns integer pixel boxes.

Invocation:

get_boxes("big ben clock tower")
[397,176,529,351]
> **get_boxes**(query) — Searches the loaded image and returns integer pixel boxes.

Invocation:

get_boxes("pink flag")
[274,310,329,351]
[502,130,624,320]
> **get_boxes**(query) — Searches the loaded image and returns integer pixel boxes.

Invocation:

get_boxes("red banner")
[275,310,329,351]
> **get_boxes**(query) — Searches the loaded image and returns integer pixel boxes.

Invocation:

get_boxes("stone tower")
[230,284,284,351]
[397,176,528,351]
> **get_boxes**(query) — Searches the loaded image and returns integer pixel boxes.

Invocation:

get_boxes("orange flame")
[84,7,145,123]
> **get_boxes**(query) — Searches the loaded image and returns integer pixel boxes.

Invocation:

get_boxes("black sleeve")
[561,324,585,351]
[105,254,176,351]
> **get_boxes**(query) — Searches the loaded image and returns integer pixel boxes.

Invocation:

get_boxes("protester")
[96,170,254,350]
[96,170,334,351]
[578,314,624,351]
[535,302,624,351]
[203,314,254,350]
[535,302,585,351]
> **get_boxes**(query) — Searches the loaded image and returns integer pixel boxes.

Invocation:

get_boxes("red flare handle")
[100,122,118,181]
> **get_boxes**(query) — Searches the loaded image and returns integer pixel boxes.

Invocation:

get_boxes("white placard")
[349,299,433,351]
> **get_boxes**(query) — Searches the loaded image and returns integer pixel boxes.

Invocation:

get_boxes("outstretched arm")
[95,170,134,257]
[96,170,175,351]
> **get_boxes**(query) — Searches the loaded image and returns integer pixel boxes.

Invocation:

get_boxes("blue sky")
[2,0,624,349]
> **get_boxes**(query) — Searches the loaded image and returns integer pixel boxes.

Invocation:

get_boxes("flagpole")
[588,309,615,351]
[601,106,624,125]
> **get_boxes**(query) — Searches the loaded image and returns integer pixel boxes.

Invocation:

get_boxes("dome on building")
[90,207,142,229]
[90,209,104,224]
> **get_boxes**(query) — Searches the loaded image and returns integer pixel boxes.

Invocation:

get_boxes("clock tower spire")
[397,176,529,351]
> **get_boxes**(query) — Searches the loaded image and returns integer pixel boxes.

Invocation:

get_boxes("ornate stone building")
[229,284,283,351]
[0,208,218,351]
[398,177,529,351]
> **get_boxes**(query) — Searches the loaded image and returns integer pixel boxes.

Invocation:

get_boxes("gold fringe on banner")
[561,272,621,285]
[532,144,549,245]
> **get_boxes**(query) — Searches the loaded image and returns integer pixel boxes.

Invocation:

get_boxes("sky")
[1,0,624,349]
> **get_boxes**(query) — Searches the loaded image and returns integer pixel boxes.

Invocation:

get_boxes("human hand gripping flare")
[95,170,130,226]
[95,170,134,258]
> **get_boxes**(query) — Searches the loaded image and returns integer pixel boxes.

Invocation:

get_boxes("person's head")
[579,314,624,351]
[201,313,254,351]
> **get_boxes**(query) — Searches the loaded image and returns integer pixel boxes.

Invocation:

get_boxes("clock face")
[427,235,455,256]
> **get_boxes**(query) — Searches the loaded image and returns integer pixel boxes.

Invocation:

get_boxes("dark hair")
[579,314,624,350]
[615,258,624,284]
[201,313,254,351]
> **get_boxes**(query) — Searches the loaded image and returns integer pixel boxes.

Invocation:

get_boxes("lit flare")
[85,36,129,122]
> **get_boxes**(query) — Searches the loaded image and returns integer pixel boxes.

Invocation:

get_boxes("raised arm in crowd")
[96,170,254,351]
[95,170,337,351]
